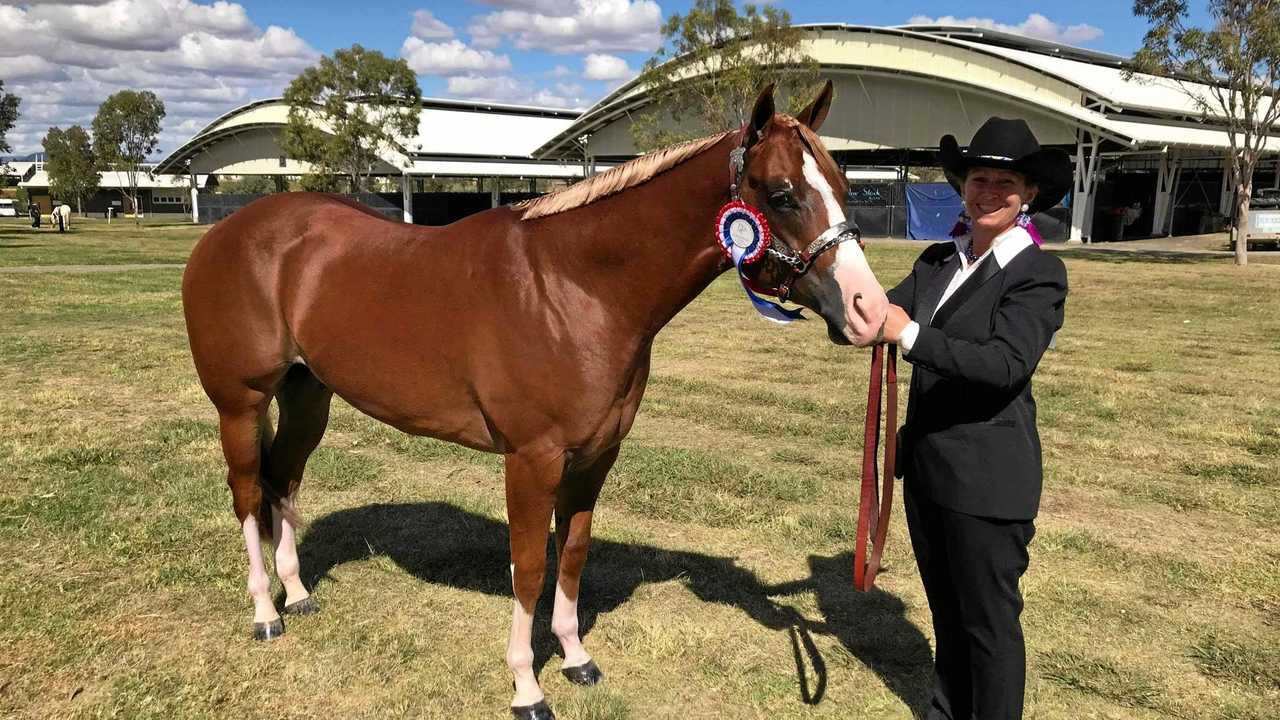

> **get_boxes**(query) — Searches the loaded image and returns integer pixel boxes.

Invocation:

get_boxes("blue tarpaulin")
[906,183,964,240]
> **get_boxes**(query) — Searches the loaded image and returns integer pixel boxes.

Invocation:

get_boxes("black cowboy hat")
[938,117,1072,215]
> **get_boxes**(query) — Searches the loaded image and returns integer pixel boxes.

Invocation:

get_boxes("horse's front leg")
[553,445,618,685]
[505,449,564,719]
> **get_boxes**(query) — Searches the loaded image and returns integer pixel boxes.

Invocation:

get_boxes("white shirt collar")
[955,224,1035,270]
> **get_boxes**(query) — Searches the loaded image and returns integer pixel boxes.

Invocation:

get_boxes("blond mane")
[518,130,734,221]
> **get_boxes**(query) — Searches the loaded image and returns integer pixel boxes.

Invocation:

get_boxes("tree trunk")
[1235,181,1251,267]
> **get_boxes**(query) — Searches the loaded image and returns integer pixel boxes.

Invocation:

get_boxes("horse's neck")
[560,137,734,338]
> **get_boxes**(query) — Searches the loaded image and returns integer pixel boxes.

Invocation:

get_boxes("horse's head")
[737,82,889,347]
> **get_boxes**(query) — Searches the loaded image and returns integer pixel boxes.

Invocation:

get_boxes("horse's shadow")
[295,501,932,715]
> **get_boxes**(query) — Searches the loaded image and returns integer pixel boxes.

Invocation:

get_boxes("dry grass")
[0,226,1276,719]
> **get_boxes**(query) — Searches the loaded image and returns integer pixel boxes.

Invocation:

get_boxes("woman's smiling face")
[963,167,1037,235]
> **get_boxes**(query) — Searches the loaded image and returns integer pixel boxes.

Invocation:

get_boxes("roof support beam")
[402,172,413,224]
[1070,129,1100,243]
[1152,149,1181,236]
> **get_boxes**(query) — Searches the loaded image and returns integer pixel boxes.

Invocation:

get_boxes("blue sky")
[249,1,1177,102]
[0,1,1206,156]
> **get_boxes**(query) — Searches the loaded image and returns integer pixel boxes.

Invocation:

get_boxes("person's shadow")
[295,501,932,715]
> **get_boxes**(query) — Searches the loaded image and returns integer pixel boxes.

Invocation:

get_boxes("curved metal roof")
[156,97,582,176]
[533,24,1280,160]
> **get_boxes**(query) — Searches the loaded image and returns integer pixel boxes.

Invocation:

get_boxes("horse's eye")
[768,190,795,210]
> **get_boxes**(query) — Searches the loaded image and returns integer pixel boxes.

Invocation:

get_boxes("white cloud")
[410,9,453,39]
[548,65,574,78]
[445,74,589,109]
[907,13,1103,45]
[27,0,258,52]
[401,37,512,76]
[0,1,319,155]
[1,55,71,82]
[469,0,662,54]
[582,53,634,81]
[171,26,318,76]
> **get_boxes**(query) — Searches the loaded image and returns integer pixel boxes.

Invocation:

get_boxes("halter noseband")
[728,124,863,304]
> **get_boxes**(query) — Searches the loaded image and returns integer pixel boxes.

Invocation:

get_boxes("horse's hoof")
[251,618,284,641]
[561,660,603,686]
[283,597,319,616]
[510,699,554,720]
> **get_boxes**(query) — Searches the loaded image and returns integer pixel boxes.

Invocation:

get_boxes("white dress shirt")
[898,224,1035,353]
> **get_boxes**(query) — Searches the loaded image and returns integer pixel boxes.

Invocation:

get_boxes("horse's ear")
[747,83,776,146]
[797,80,834,132]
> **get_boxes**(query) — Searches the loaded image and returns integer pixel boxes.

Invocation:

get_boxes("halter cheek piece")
[728,125,863,304]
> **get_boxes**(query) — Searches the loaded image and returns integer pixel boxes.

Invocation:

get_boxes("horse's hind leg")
[264,364,333,615]
[215,392,282,640]
[552,445,618,686]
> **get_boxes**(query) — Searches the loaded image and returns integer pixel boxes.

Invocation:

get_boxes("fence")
[197,191,542,226]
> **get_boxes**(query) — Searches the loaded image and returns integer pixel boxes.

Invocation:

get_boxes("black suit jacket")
[887,239,1067,520]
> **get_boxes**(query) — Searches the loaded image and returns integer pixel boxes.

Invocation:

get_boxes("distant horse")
[182,83,888,718]
[53,204,71,232]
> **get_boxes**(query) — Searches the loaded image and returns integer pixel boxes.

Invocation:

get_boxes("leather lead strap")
[854,344,897,592]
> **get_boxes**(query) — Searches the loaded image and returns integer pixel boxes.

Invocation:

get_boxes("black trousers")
[905,480,1036,720]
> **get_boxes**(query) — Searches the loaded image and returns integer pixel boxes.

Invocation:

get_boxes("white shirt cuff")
[899,321,920,353]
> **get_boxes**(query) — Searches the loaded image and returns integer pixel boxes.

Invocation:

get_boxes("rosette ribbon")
[715,201,805,324]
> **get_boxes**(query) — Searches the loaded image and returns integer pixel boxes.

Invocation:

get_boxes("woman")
[881,117,1069,720]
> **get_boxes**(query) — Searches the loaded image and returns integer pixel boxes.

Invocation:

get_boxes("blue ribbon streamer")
[736,267,805,323]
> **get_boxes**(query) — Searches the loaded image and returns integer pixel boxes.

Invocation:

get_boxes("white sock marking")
[242,516,279,624]
[271,501,309,606]
[552,581,591,668]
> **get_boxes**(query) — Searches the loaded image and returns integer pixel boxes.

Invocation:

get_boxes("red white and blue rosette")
[715,201,805,324]
[716,201,771,265]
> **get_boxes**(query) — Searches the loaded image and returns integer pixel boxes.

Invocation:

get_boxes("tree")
[92,90,165,225]
[0,80,20,172]
[216,175,274,194]
[631,0,820,152]
[43,126,99,215]
[281,44,421,193]
[1132,0,1280,266]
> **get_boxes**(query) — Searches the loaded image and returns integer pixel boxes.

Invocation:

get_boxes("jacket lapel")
[929,254,1003,328]
[916,252,958,326]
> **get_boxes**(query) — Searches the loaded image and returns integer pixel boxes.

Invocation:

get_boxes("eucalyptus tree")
[43,125,100,215]
[631,0,820,152]
[1133,0,1280,265]
[281,44,421,193]
[92,90,165,224]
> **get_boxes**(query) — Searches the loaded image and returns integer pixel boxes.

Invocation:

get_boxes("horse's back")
[181,192,522,431]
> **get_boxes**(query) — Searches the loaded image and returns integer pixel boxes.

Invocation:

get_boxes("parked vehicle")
[1251,188,1280,209]
[0,198,16,217]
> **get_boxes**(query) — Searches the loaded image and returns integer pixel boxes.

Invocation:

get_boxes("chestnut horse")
[182,83,888,718]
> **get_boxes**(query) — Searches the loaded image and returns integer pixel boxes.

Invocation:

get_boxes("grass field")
[0,220,1277,719]
[0,216,197,267]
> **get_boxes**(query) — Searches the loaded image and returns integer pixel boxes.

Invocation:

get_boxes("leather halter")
[854,342,897,592]
[727,125,863,303]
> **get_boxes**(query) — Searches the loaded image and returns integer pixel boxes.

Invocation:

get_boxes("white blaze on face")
[802,151,846,228]
[801,151,888,345]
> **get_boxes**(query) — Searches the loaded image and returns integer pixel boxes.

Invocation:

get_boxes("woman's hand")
[883,304,911,344]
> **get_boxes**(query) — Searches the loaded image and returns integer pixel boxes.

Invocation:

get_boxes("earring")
[1020,203,1030,212]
